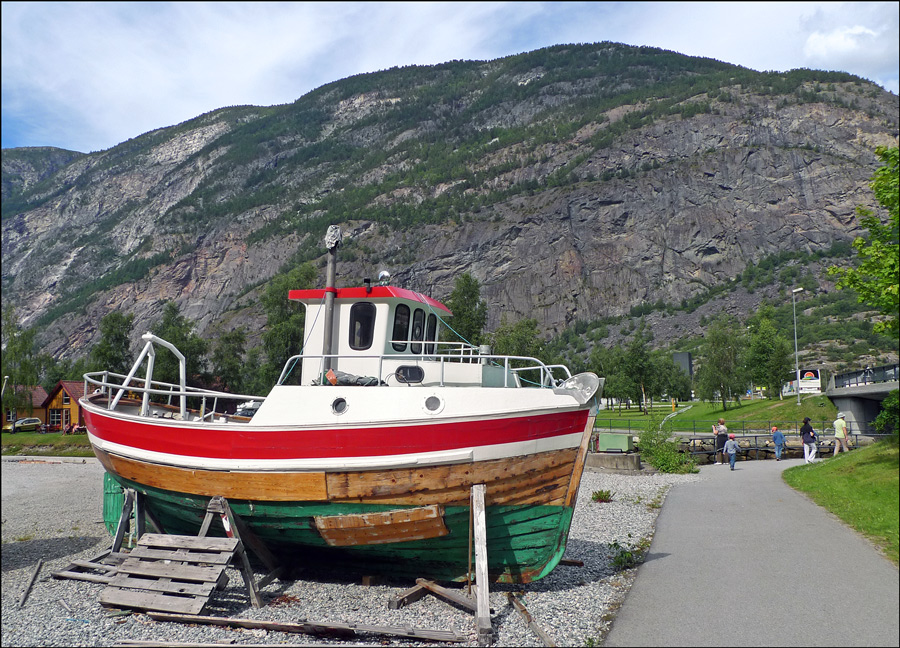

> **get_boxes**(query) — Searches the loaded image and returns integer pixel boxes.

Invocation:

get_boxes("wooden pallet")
[99,533,238,615]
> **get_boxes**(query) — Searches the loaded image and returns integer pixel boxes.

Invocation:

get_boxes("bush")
[874,390,899,439]
[637,411,698,474]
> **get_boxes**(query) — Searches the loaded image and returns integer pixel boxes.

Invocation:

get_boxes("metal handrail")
[832,363,899,388]
[279,352,571,388]
[83,370,264,413]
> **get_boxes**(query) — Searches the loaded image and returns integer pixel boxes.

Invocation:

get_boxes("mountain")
[2,42,898,368]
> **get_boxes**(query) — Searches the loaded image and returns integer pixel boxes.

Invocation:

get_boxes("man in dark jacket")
[801,417,817,463]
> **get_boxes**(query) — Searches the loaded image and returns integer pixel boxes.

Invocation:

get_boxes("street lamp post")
[792,287,804,406]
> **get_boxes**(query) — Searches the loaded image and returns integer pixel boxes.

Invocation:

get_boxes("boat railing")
[279,349,572,388]
[83,332,263,420]
[84,369,264,420]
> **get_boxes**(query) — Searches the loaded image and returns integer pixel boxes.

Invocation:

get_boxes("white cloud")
[804,25,879,59]
[2,2,897,152]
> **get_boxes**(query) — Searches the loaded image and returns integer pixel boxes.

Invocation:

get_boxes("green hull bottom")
[107,475,576,583]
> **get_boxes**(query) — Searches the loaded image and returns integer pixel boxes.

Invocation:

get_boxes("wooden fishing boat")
[82,227,602,583]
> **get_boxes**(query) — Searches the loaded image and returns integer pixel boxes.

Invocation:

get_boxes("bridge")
[826,363,899,433]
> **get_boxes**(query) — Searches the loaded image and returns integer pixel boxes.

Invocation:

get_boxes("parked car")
[3,417,44,433]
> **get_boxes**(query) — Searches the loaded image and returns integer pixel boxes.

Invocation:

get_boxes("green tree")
[622,322,653,412]
[589,343,641,411]
[490,316,544,358]
[695,315,748,411]
[211,327,247,394]
[152,302,208,385]
[40,355,89,394]
[444,273,487,346]
[1,309,40,418]
[652,352,693,402]
[746,314,793,399]
[828,146,899,336]
[241,347,270,396]
[90,311,136,375]
[260,263,317,386]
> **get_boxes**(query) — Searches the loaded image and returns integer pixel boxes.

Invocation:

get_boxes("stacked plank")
[99,533,237,615]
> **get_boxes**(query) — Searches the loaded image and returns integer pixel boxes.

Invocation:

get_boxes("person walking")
[712,418,727,465]
[772,426,785,461]
[833,412,851,456]
[801,417,817,463]
[724,433,740,470]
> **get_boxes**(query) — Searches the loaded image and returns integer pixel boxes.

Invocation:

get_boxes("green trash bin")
[102,471,125,536]
[594,433,634,452]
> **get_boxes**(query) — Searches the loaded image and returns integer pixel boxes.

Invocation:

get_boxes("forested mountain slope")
[2,42,898,364]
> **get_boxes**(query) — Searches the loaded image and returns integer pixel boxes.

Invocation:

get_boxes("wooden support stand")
[388,484,493,645]
[110,488,166,553]
[54,491,283,615]
[198,495,285,606]
[471,483,493,646]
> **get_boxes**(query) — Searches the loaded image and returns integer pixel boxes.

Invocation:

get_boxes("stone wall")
[645,435,874,465]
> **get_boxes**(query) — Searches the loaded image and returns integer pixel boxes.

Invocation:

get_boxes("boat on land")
[81,226,603,583]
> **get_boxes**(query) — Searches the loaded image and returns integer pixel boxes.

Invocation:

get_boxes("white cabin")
[286,285,520,388]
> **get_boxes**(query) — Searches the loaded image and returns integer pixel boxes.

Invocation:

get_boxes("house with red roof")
[41,381,86,433]
[2,385,49,429]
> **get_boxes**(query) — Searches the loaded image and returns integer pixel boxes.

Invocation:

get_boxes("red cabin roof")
[288,286,452,314]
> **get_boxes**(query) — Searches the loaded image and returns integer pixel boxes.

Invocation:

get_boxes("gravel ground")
[1,458,700,647]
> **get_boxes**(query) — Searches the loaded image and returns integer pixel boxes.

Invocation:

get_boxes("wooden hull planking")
[94,441,589,583]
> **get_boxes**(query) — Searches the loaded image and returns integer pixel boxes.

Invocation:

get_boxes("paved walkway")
[604,457,899,647]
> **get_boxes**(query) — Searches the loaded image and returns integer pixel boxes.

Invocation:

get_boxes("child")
[724,433,740,470]
[772,426,785,461]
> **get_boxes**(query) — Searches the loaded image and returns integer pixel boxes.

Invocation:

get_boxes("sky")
[2,1,898,153]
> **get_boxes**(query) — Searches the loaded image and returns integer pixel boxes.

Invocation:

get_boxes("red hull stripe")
[84,409,588,461]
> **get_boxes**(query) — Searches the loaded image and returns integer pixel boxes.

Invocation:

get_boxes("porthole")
[332,397,348,415]
[423,395,444,415]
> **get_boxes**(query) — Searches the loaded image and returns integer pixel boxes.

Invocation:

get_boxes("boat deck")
[87,395,255,425]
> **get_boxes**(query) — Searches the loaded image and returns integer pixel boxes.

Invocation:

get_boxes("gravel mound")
[1,459,700,647]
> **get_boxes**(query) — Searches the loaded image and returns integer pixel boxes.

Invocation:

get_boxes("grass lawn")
[595,394,840,435]
[783,440,899,565]
[1,430,94,457]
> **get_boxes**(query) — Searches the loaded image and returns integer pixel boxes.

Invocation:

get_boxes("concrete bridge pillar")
[826,377,899,433]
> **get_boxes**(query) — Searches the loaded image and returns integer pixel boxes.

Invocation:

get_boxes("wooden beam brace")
[507,592,557,647]
[51,570,113,584]
[388,582,429,610]
[139,493,166,535]
[471,483,493,646]
[558,558,584,567]
[219,497,281,573]
[206,497,262,609]
[18,558,42,608]
[146,612,468,643]
[416,578,476,613]
[111,489,135,553]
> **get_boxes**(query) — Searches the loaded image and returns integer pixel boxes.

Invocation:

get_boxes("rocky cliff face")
[2,43,898,361]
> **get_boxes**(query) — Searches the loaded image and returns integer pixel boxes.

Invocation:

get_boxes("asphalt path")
[604,456,900,647]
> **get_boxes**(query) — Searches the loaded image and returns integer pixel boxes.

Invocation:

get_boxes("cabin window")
[62,392,70,405]
[392,304,410,352]
[349,302,376,351]
[425,314,437,355]
[411,308,425,354]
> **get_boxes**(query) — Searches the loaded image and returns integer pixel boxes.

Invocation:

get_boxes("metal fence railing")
[593,418,887,436]
[832,363,899,388]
